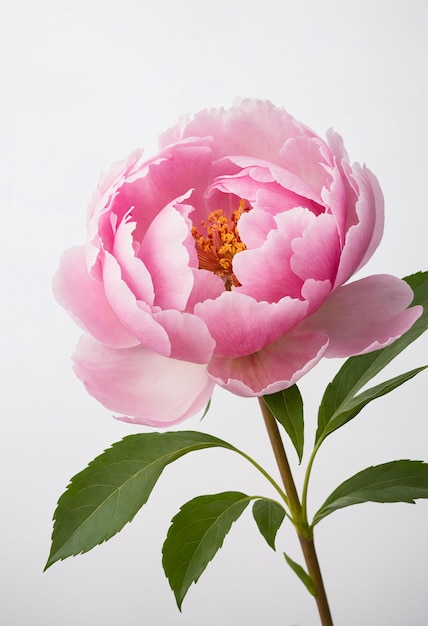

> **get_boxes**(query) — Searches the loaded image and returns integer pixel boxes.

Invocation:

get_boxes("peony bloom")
[54,99,421,426]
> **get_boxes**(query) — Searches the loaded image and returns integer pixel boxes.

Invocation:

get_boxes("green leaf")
[316,271,428,444]
[313,460,428,525]
[45,431,237,570]
[283,552,317,596]
[200,398,211,421]
[162,492,251,610]
[319,366,427,440]
[263,386,304,462]
[252,499,286,550]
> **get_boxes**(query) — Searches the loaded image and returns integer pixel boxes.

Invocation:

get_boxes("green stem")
[258,398,333,626]
[301,438,323,523]
[233,446,289,508]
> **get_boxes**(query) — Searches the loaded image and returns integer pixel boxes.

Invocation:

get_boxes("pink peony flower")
[54,99,421,426]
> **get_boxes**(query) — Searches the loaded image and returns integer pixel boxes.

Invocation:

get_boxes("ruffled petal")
[195,291,308,358]
[53,246,138,348]
[300,275,422,357]
[223,157,322,204]
[236,206,277,250]
[112,139,213,240]
[207,330,329,396]
[73,335,214,427]
[159,98,316,164]
[152,309,215,364]
[185,268,225,313]
[86,149,145,279]
[291,212,340,283]
[234,207,314,302]
[279,136,333,197]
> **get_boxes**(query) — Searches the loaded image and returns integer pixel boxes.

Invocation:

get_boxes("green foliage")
[45,431,237,569]
[283,552,317,596]
[263,385,304,462]
[317,366,426,442]
[200,398,211,420]
[313,460,428,525]
[162,492,251,610]
[252,499,286,550]
[46,271,428,617]
[316,272,428,444]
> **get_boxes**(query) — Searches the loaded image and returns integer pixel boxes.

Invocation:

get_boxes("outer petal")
[86,149,145,279]
[334,163,384,287]
[300,275,422,357]
[208,330,329,396]
[73,335,215,427]
[159,98,317,164]
[53,246,138,348]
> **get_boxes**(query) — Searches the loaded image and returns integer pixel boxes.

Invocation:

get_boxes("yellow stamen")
[191,201,249,289]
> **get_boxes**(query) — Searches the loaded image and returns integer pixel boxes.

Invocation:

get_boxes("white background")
[1,1,427,624]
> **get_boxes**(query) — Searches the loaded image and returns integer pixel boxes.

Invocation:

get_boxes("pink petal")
[279,136,333,197]
[334,164,384,287]
[320,162,348,246]
[208,172,319,221]
[159,98,315,164]
[185,268,225,313]
[207,330,329,396]
[236,207,277,250]
[152,309,215,364]
[353,166,384,270]
[73,335,214,427]
[234,208,314,302]
[102,251,172,355]
[139,198,194,310]
[326,128,350,162]
[300,275,422,357]
[290,212,340,283]
[224,157,323,204]
[112,139,213,241]
[86,149,145,279]
[195,292,308,358]
[301,278,334,316]
[113,218,155,305]
[53,246,138,348]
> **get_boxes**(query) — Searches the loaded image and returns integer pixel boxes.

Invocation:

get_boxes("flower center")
[192,200,249,290]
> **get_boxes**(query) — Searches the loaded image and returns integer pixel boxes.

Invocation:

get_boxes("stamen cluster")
[192,202,248,289]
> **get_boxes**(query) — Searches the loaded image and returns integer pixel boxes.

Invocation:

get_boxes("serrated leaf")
[313,460,428,525]
[252,499,286,550]
[316,272,428,444]
[263,386,304,462]
[162,492,251,609]
[283,552,317,596]
[45,431,237,569]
